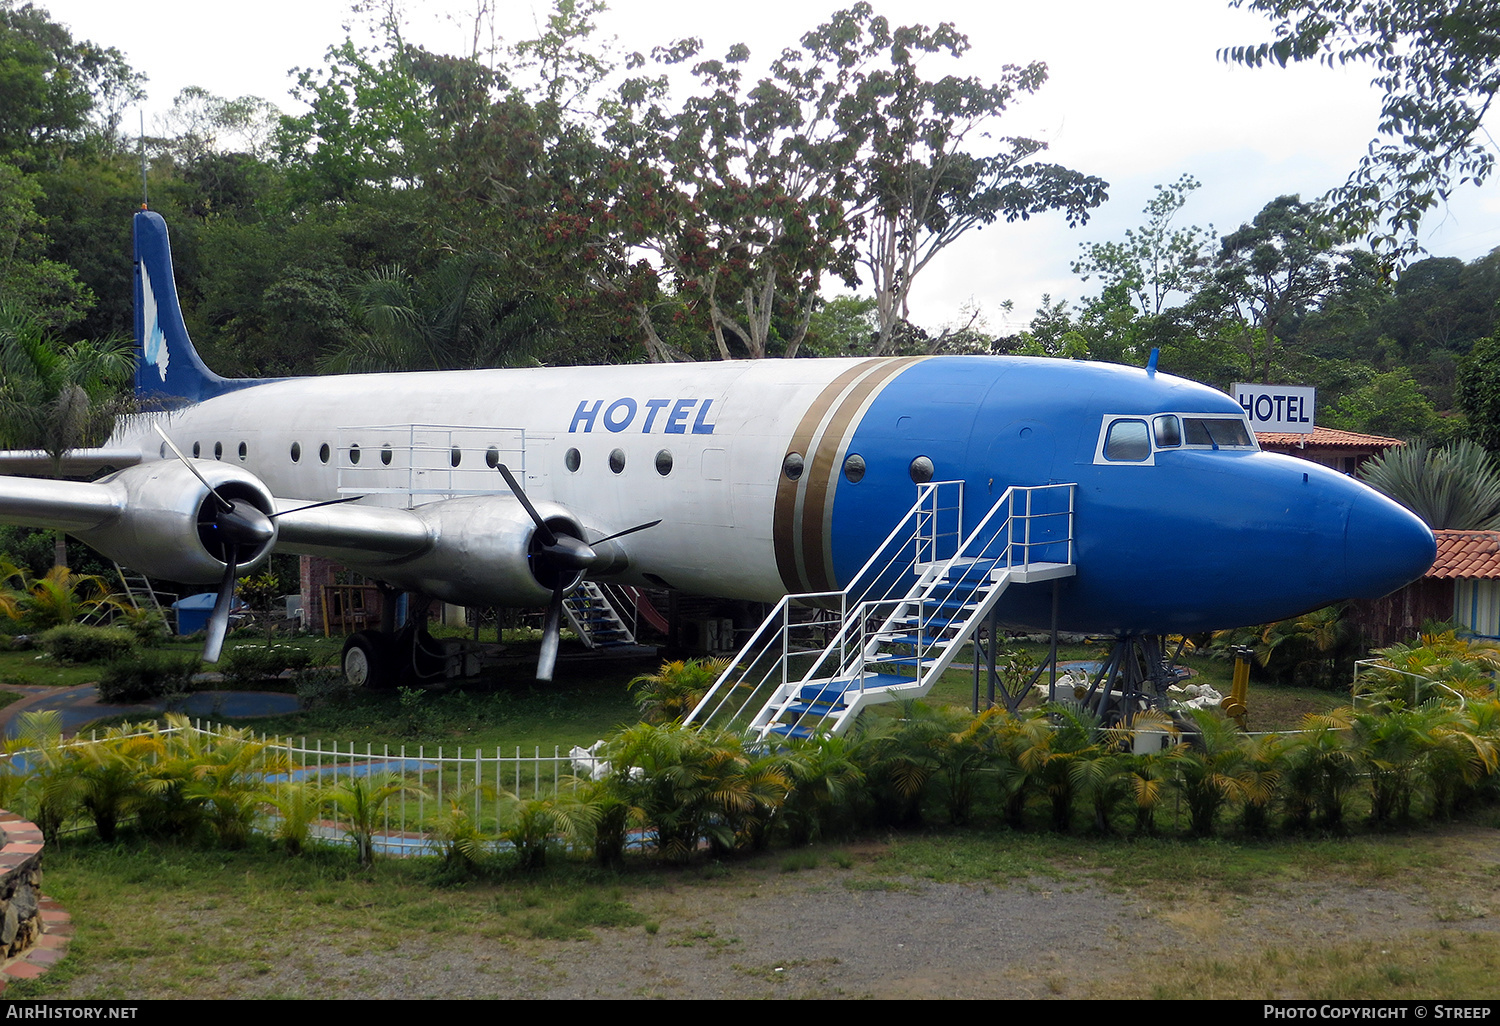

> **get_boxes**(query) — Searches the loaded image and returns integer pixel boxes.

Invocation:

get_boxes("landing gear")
[340,607,509,689]
[342,631,395,689]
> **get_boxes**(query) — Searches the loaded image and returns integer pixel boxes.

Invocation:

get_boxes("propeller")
[154,425,363,662]
[497,464,660,681]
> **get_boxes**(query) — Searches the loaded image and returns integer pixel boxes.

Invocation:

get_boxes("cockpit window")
[1183,417,1254,449]
[1104,419,1151,462]
[1153,415,1181,448]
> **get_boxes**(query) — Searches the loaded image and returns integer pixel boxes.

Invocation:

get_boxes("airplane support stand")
[974,582,1065,715]
[1075,634,1186,726]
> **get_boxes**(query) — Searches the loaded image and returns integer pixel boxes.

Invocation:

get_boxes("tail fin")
[133,210,267,405]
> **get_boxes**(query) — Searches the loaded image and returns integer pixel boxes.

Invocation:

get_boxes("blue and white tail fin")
[133,210,268,405]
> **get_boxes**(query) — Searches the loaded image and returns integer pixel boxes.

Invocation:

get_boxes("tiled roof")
[1430,530,1500,579]
[1256,426,1405,449]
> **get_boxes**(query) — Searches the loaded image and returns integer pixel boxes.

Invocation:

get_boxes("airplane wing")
[0,459,645,642]
[0,448,143,475]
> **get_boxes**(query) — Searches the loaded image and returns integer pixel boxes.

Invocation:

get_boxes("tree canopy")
[1224,0,1500,255]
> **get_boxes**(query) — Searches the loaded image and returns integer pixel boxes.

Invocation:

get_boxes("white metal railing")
[335,424,528,507]
[26,720,609,855]
[690,482,1075,738]
[1351,658,1471,709]
[687,480,963,733]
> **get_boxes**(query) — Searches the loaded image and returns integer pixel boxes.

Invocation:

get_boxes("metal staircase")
[561,581,636,650]
[688,481,1076,740]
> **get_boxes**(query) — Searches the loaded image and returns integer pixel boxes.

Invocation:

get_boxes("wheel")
[342,631,394,689]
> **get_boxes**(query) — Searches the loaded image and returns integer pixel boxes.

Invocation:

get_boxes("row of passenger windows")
[1101,414,1255,463]
[169,440,682,477]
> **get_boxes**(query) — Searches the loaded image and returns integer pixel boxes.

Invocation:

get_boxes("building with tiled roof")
[1355,529,1500,645]
[1255,426,1405,475]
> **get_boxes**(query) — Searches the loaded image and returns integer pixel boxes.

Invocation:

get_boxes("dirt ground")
[52,829,1500,1000]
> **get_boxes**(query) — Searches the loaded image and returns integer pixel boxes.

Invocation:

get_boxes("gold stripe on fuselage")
[772,357,926,594]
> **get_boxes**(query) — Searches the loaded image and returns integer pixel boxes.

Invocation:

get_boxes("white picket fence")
[45,719,606,854]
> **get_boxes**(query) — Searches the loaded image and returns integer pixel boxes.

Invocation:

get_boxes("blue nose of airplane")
[1343,488,1437,598]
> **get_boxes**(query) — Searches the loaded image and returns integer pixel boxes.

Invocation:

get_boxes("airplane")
[0,210,1437,709]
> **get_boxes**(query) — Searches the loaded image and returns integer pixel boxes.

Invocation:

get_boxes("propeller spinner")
[155,425,363,662]
[496,464,659,681]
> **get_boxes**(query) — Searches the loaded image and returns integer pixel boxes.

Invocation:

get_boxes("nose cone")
[1344,489,1437,598]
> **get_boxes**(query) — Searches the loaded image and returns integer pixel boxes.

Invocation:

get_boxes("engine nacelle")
[76,460,278,584]
[341,495,588,608]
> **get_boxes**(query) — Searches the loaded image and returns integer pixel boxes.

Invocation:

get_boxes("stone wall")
[0,812,42,962]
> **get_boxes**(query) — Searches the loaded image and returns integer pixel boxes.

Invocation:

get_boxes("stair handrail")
[688,481,962,731]
[787,483,1076,736]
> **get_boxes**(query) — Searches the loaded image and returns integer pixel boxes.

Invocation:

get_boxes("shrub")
[38,624,136,663]
[96,651,200,702]
[295,665,357,707]
[219,643,314,688]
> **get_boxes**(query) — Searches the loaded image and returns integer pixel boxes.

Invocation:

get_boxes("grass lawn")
[15,816,1500,1000]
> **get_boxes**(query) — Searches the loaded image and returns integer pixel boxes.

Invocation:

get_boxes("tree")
[1073,174,1214,318]
[849,16,1106,352]
[1457,328,1500,452]
[0,0,143,162]
[1323,368,1446,439]
[0,303,133,566]
[1224,0,1500,255]
[1186,195,1361,382]
[609,23,869,360]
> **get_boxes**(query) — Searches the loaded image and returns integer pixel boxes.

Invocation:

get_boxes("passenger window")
[1104,420,1151,462]
[1153,416,1181,448]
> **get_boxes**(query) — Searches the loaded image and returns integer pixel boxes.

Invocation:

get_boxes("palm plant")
[326,774,427,867]
[1422,703,1499,817]
[1360,438,1500,530]
[181,726,290,848]
[1358,629,1500,708]
[1235,731,1285,836]
[13,711,79,843]
[1353,704,1431,824]
[329,259,558,373]
[777,734,865,846]
[72,724,161,842]
[265,779,327,856]
[497,790,599,871]
[602,721,776,863]
[629,658,732,724]
[0,305,135,567]
[0,564,125,631]
[1171,709,1249,838]
[1280,710,1359,832]
[430,785,494,872]
[1017,704,1103,832]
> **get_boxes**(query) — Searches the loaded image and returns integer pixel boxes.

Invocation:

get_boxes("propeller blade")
[537,585,564,682]
[496,464,558,547]
[590,519,662,546]
[154,424,232,513]
[203,546,238,663]
[270,494,366,519]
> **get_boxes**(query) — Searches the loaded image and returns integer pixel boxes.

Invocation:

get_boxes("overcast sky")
[40,0,1500,335]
